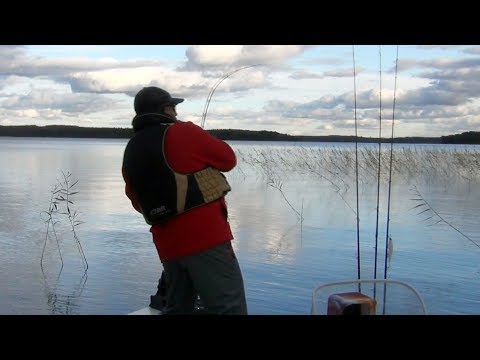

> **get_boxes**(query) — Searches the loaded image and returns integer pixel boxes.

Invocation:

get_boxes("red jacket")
[123,120,236,261]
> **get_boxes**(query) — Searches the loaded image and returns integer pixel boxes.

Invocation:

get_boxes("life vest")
[122,122,231,225]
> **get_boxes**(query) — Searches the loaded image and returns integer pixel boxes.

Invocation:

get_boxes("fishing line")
[373,45,383,279]
[352,45,361,281]
[201,65,261,129]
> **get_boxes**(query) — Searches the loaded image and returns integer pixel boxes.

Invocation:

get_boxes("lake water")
[0,137,479,315]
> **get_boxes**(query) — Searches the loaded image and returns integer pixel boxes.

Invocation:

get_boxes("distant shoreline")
[0,125,479,145]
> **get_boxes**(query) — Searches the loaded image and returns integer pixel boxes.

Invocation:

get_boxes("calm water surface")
[0,137,479,315]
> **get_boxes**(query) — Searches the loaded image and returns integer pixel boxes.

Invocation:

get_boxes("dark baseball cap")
[134,86,184,114]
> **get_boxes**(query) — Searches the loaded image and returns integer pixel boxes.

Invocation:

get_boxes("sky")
[0,45,479,138]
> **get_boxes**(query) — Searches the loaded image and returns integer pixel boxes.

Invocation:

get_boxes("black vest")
[122,119,230,225]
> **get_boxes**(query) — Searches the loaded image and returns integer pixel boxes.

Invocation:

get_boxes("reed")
[267,176,304,221]
[40,182,63,271]
[409,185,480,250]
[40,170,87,271]
[233,144,479,247]
[235,145,480,186]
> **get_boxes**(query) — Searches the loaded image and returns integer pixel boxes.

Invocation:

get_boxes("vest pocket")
[194,167,231,203]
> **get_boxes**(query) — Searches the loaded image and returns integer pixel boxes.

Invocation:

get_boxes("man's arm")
[166,121,236,172]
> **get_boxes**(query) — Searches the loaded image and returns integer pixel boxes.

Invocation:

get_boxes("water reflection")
[1,138,479,314]
[42,268,87,315]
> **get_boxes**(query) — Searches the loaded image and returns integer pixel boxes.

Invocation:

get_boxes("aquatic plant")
[266,176,304,222]
[235,145,480,186]
[409,185,479,250]
[40,170,87,271]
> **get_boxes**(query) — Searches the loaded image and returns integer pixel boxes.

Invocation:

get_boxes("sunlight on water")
[0,137,479,314]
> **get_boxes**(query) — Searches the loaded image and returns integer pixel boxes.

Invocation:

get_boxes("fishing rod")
[378,46,399,314]
[352,46,361,281]
[373,45,383,280]
[201,64,261,129]
[383,45,399,279]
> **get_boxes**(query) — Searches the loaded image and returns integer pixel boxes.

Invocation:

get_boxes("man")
[122,86,247,315]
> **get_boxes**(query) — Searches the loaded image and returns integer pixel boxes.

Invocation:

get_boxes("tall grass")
[410,185,480,250]
[235,145,480,186]
[233,144,479,252]
[40,170,87,272]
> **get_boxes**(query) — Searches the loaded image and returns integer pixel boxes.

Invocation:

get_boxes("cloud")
[464,47,480,55]
[324,68,364,77]
[289,71,324,80]
[1,45,480,137]
[0,46,164,79]
[184,45,310,70]
[1,89,118,114]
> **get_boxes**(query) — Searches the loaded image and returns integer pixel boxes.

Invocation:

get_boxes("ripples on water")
[0,137,479,314]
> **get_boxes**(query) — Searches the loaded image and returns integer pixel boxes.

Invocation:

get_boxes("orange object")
[327,292,377,315]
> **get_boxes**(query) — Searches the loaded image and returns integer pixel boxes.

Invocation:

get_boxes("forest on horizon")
[0,125,479,144]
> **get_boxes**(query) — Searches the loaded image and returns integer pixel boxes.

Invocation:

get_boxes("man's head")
[134,87,184,116]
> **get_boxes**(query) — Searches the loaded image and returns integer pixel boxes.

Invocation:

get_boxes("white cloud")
[186,46,244,66]
[0,45,479,137]
[185,45,309,69]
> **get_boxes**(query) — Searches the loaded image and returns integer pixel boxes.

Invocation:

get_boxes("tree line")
[0,125,479,144]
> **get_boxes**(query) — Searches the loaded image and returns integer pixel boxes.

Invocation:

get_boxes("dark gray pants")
[161,241,248,315]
